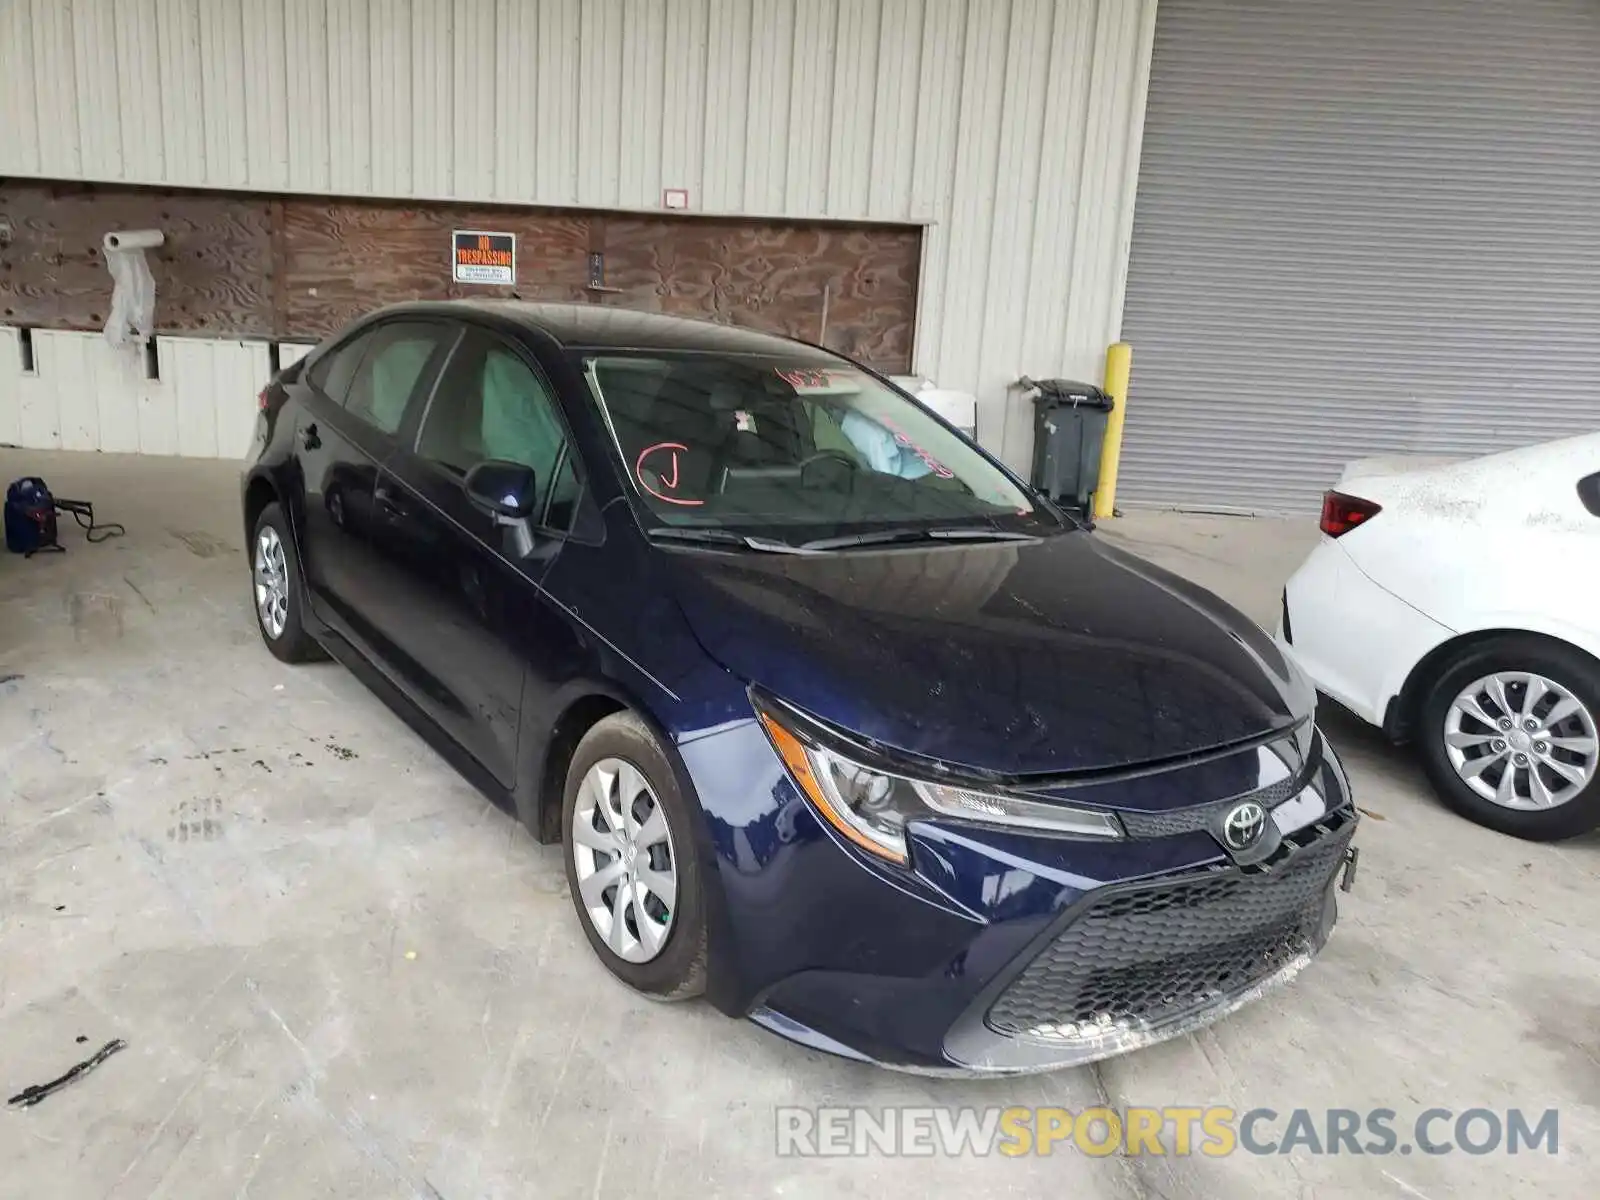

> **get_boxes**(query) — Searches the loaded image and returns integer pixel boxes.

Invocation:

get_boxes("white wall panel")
[660,0,708,203]
[31,0,82,178]
[2,0,1156,469]
[0,330,270,460]
[243,0,292,190]
[0,330,23,448]
[199,0,250,188]
[535,0,583,206]
[828,0,878,218]
[157,0,208,186]
[284,0,332,192]
[618,0,668,210]
[0,2,41,175]
[327,0,374,195]
[785,0,836,217]
[701,0,752,213]
[369,0,413,196]
[744,0,795,215]
[409,0,451,198]
[115,0,167,180]
[72,0,124,180]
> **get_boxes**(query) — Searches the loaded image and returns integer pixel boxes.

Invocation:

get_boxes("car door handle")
[300,422,321,450]
[374,485,408,516]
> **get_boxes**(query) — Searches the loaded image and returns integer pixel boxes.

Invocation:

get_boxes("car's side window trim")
[391,321,467,449]
[305,325,378,407]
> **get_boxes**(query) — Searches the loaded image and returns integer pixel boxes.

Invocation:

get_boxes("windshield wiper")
[646,527,815,555]
[799,527,1040,551]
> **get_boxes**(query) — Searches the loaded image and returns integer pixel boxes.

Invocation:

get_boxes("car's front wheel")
[561,712,707,999]
[1418,635,1600,841]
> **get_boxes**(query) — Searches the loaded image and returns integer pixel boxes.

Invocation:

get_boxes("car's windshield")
[577,352,1053,541]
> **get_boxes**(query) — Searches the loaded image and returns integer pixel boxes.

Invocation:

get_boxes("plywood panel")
[280,199,594,337]
[0,182,275,337]
[599,218,921,373]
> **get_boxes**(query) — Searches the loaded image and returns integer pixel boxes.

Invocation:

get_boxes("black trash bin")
[1025,377,1114,518]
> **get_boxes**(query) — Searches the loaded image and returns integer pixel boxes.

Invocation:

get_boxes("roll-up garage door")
[1117,0,1600,514]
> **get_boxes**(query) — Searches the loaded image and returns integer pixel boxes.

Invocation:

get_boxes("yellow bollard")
[1093,342,1132,520]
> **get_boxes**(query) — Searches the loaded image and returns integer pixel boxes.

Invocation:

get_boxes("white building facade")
[0,0,1158,468]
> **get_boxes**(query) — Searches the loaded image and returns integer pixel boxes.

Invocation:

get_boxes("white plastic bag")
[103,230,163,348]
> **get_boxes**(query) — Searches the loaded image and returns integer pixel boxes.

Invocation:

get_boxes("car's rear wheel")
[251,503,323,663]
[561,712,707,999]
[1418,635,1600,840]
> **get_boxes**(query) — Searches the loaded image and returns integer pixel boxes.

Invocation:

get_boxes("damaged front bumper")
[706,725,1359,1077]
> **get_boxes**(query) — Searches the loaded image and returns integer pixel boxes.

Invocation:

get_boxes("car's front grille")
[1118,773,1305,840]
[987,810,1355,1042]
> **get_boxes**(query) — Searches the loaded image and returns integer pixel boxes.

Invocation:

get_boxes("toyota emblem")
[1222,801,1267,850]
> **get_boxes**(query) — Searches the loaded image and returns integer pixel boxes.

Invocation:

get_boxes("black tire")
[561,711,707,999]
[1417,634,1600,841]
[250,502,324,664]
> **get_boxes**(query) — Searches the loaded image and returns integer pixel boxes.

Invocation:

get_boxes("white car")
[1278,433,1600,841]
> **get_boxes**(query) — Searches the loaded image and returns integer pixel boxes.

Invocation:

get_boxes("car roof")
[369,299,837,361]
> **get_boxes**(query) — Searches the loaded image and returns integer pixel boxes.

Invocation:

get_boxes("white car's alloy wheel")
[1444,671,1598,810]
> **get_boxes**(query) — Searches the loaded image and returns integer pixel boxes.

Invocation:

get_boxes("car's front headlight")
[755,697,1124,865]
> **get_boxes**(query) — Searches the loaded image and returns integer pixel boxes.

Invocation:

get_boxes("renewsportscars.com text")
[775,1105,1559,1158]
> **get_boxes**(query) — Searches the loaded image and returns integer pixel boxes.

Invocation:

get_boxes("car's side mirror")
[464,460,539,525]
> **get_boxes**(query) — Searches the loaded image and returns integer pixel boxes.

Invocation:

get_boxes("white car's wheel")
[1419,636,1600,841]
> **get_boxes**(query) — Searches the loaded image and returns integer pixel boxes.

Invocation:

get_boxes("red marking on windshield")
[876,415,955,479]
[775,367,834,390]
[635,441,705,507]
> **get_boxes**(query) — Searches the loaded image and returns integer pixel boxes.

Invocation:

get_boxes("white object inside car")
[890,376,978,442]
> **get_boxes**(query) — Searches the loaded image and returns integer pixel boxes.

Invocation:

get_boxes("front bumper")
[682,720,1358,1075]
[937,804,1355,1073]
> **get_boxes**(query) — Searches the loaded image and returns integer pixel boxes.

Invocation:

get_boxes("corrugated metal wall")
[1118,0,1600,514]
[0,0,1157,469]
[0,328,269,458]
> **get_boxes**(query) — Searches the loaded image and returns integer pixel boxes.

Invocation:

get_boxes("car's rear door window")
[342,322,453,436]
[306,330,375,406]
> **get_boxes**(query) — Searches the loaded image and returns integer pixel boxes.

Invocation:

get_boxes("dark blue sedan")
[242,301,1358,1074]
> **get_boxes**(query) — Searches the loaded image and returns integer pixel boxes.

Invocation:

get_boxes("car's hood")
[660,531,1310,778]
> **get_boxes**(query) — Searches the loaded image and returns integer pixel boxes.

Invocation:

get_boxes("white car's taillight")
[1320,491,1381,538]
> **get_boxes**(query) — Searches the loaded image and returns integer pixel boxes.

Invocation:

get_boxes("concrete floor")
[1,449,1595,1199]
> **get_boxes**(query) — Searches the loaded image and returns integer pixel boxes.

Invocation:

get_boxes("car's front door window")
[416,334,577,531]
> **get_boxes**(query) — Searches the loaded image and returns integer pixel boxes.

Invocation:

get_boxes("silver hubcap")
[253,526,289,639]
[571,758,678,964]
[1445,671,1597,810]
